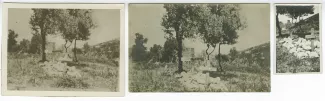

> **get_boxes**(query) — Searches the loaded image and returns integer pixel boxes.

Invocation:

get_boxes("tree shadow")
[202,70,238,79]
[62,61,89,69]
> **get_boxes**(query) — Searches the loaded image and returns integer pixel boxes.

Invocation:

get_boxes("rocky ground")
[7,53,119,91]
[176,71,227,91]
[130,60,270,92]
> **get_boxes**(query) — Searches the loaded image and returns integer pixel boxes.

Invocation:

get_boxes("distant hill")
[89,38,120,60]
[291,13,319,31]
[93,38,120,48]
[289,13,319,37]
[241,42,270,54]
[238,42,270,67]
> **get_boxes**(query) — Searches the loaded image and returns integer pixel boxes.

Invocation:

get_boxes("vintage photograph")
[275,4,322,74]
[2,3,125,96]
[129,4,270,92]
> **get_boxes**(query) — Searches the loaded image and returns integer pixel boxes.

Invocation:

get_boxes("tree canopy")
[161,37,178,63]
[161,4,206,73]
[148,44,163,62]
[276,5,314,37]
[62,9,96,62]
[131,33,148,62]
[161,4,246,72]
[8,29,18,52]
[197,4,246,72]
[29,34,42,54]
[19,39,31,53]
[29,9,64,62]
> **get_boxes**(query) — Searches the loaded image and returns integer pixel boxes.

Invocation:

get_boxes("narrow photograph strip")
[129,3,270,92]
[275,4,322,74]
[1,3,125,96]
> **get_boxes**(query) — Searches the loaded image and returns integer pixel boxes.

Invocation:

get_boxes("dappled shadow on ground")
[202,71,238,79]
[64,61,89,68]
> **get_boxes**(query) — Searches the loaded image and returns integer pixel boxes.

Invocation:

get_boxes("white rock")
[209,83,228,91]
[209,77,221,84]
[309,52,319,58]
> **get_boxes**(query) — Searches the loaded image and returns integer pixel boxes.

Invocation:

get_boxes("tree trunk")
[40,30,47,62]
[73,39,78,62]
[205,45,216,66]
[205,45,210,60]
[276,13,282,37]
[218,43,223,72]
[176,32,184,73]
[64,40,68,52]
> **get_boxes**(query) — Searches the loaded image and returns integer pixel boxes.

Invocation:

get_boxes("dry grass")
[7,53,119,91]
[129,61,270,92]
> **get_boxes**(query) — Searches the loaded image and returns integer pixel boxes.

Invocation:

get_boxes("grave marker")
[305,28,317,49]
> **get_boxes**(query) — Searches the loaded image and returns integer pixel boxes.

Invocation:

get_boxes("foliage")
[131,33,148,62]
[293,13,319,33]
[71,48,83,54]
[276,6,314,36]
[216,54,229,62]
[161,4,206,72]
[19,39,31,53]
[83,42,90,53]
[161,37,178,63]
[30,9,64,61]
[29,34,42,54]
[229,47,239,61]
[226,42,270,68]
[30,9,63,35]
[198,4,246,71]
[148,44,163,63]
[96,39,120,59]
[59,9,95,41]
[203,4,246,45]
[60,9,96,62]
[8,29,19,52]
[277,6,314,20]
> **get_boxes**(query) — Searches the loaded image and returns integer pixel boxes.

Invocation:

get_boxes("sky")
[8,8,120,48]
[278,4,320,23]
[129,4,270,55]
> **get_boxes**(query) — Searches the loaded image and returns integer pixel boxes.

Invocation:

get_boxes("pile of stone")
[58,53,73,62]
[176,67,228,91]
[39,61,81,78]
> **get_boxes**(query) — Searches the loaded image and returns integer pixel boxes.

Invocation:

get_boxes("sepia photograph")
[275,4,322,74]
[1,3,125,96]
[129,4,270,92]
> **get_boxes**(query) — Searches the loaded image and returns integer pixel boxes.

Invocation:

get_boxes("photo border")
[128,3,272,93]
[1,3,125,97]
[273,3,323,75]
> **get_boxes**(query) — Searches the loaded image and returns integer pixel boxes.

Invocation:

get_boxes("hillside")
[238,42,270,67]
[93,38,120,48]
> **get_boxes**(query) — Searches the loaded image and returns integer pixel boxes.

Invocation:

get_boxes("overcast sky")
[129,4,270,55]
[8,8,120,48]
[278,4,320,23]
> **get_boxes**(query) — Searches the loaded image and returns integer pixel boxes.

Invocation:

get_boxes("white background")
[1,0,325,101]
